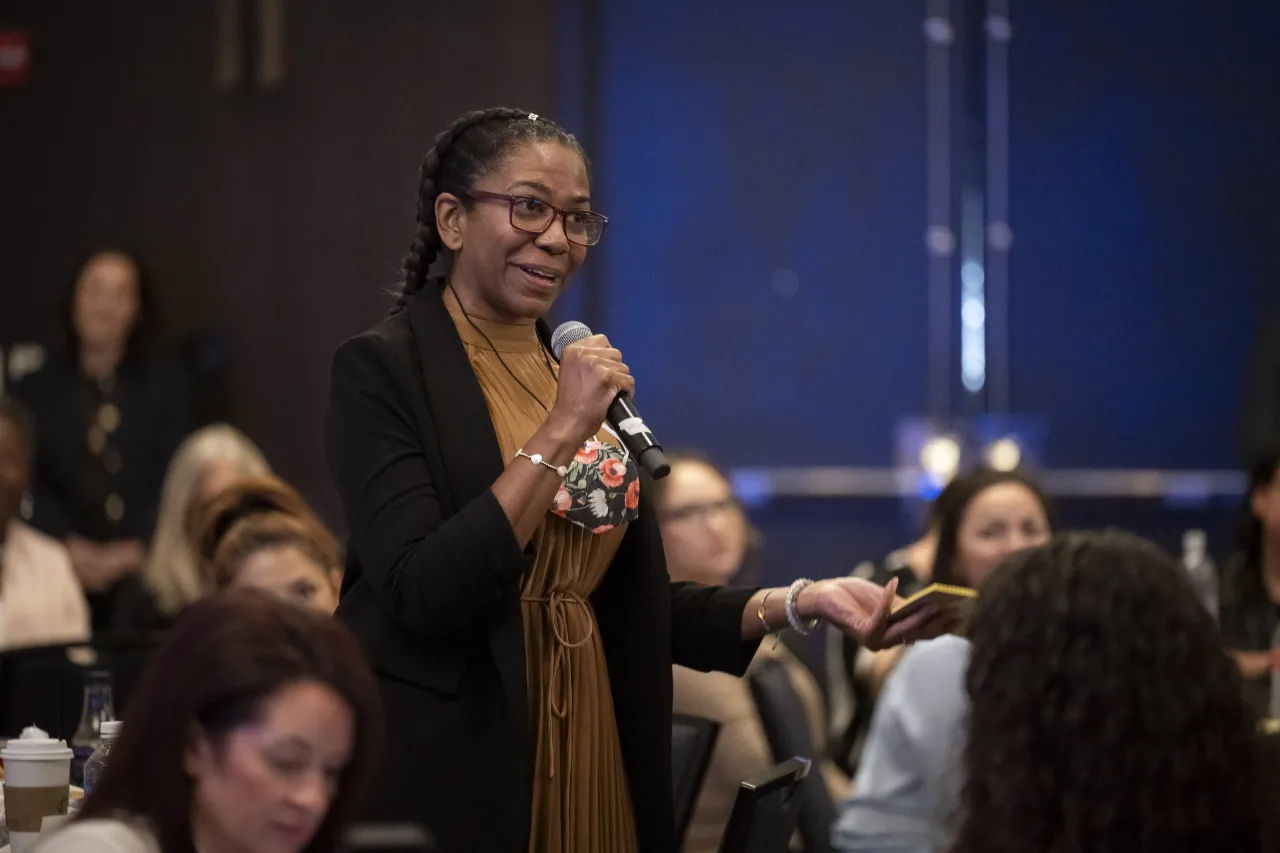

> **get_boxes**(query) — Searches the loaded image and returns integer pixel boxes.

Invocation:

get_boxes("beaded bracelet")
[784,578,821,635]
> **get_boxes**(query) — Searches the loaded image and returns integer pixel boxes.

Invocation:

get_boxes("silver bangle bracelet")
[785,578,821,635]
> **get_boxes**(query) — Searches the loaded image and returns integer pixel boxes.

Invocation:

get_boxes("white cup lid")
[1,737,72,759]
[100,720,122,737]
[0,724,72,758]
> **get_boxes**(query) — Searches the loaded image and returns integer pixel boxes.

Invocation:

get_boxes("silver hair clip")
[528,113,539,121]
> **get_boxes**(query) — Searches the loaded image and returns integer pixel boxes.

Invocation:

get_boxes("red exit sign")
[0,29,31,88]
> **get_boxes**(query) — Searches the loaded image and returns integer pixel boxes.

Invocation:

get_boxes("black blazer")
[325,282,758,853]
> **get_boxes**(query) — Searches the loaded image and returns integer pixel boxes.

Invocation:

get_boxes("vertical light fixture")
[924,0,955,420]
[959,255,985,393]
[984,0,1012,410]
[957,0,987,399]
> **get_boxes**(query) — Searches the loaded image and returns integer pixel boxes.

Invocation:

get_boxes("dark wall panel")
[0,0,559,522]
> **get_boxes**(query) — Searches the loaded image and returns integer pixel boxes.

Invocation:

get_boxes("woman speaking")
[325,107,936,853]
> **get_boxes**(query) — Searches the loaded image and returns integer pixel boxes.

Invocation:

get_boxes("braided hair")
[390,107,588,316]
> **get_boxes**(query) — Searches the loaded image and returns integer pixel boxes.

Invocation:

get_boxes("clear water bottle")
[1182,530,1218,623]
[70,670,116,786]
[82,719,120,797]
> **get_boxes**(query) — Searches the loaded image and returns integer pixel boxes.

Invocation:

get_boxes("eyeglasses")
[660,498,743,525]
[463,191,609,247]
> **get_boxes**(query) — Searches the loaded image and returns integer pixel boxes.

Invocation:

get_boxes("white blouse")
[34,818,160,853]
[832,635,971,853]
[0,520,90,652]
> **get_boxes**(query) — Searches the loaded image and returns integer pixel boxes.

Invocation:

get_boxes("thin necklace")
[448,281,559,413]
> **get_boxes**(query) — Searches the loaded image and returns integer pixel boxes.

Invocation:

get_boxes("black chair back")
[750,658,836,853]
[778,629,828,703]
[672,713,720,845]
[343,823,435,851]
[0,634,165,740]
[718,757,810,853]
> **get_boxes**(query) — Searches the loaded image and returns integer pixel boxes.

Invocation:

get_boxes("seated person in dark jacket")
[12,246,192,631]
[1241,315,1280,467]
[1219,444,1280,716]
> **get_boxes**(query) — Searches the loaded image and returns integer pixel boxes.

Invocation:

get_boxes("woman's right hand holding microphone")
[539,334,634,453]
[495,334,634,543]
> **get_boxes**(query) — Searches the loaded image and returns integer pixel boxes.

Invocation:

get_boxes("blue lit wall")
[587,1,929,467]
[583,0,1279,475]
[1007,2,1280,469]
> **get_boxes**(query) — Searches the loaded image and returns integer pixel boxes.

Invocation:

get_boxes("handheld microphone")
[550,321,671,480]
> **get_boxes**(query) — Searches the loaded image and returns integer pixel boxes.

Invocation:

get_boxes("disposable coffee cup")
[2,726,73,853]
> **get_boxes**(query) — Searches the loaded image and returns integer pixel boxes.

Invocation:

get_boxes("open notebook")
[888,583,976,624]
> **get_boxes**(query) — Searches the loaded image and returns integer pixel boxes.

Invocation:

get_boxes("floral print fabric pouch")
[550,437,640,533]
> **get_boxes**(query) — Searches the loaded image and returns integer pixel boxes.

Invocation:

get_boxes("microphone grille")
[550,321,593,360]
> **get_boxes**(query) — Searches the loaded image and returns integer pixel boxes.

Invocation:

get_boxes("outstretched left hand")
[796,576,951,651]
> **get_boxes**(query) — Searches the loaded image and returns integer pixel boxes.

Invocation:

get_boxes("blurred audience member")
[40,589,381,853]
[656,450,758,587]
[952,531,1276,853]
[1241,315,1280,466]
[12,247,192,631]
[827,475,968,773]
[849,481,960,594]
[656,451,847,853]
[861,467,1052,696]
[112,425,270,633]
[1220,443,1280,715]
[833,467,1051,853]
[0,396,90,650]
[191,476,342,615]
[929,467,1053,588]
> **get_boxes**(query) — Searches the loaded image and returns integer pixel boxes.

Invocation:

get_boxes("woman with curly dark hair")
[952,530,1274,853]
